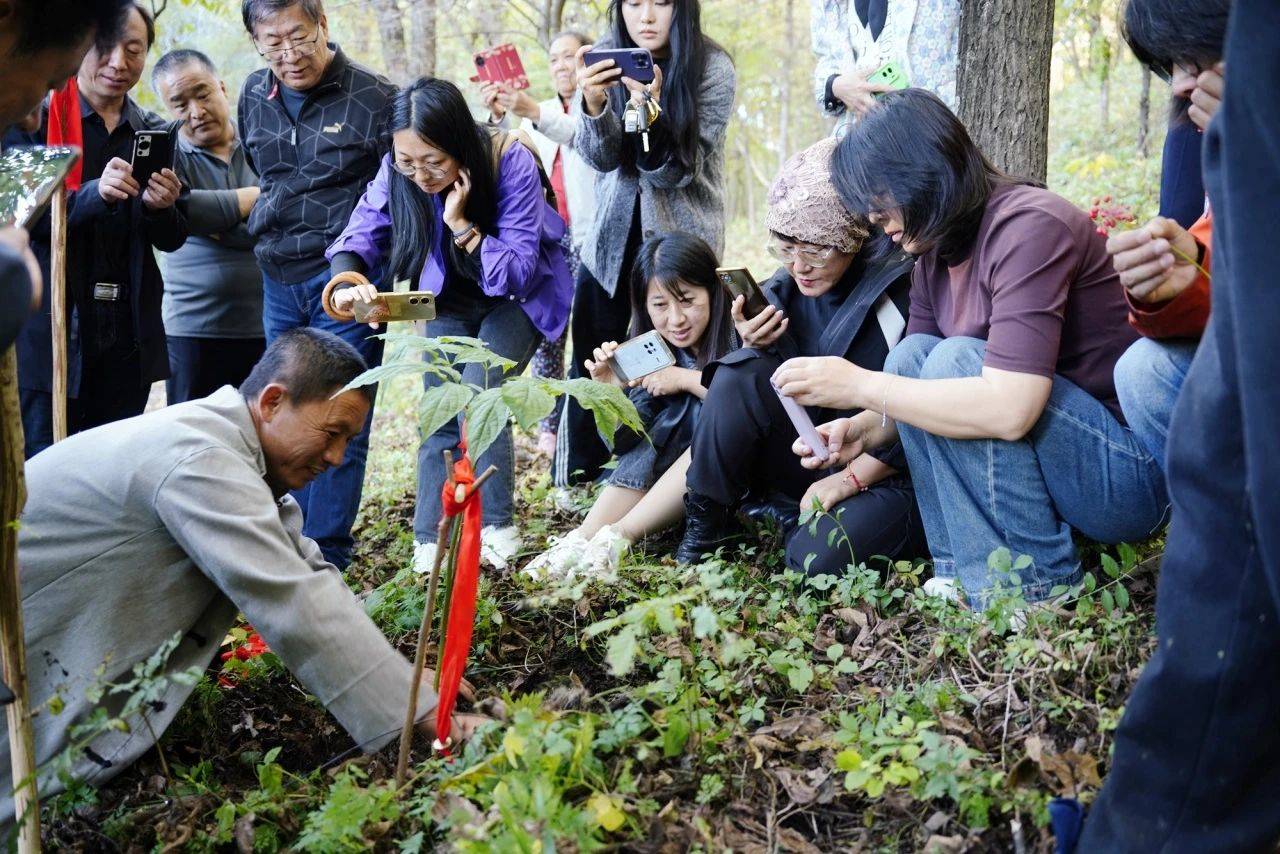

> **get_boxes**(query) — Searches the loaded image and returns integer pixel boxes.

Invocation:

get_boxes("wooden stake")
[50,188,67,444]
[1,346,40,853]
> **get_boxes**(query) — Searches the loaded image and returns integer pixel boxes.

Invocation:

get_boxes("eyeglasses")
[392,160,450,180]
[767,240,838,268]
[256,32,322,64]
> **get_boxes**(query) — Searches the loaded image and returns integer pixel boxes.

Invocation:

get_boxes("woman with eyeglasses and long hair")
[325,77,573,573]
[553,0,736,490]
[678,138,925,576]
[526,232,734,579]
[777,89,1166,611]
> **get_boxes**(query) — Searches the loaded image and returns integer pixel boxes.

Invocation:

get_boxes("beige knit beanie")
[765,136,869,253]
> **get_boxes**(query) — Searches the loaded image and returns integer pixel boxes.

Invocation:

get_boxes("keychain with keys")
[624,87,661,152]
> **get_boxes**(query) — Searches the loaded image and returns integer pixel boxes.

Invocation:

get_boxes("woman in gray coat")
[554,0,736,487]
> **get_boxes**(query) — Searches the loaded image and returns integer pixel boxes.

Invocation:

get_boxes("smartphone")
[772,381,831,463]
[716,266,770,320]
[608,329,676,383]
[0,146,81,229]
[868,61,910,94]
[131,128,176,190]
[470,43,530,90]
[582,47,656,84]
[352,291,438,324]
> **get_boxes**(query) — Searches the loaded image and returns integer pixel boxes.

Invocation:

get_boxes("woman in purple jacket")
[327,78,572,572]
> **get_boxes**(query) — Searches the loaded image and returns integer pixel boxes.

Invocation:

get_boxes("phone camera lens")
[476,56,486,66]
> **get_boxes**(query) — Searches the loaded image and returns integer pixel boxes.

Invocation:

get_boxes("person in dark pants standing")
[13,3,186,458]
[236,0,396,568]
[1076,1,1280,850]
[153,49,265,403]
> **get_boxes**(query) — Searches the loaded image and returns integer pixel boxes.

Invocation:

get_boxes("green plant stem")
[1169,244,1211,281]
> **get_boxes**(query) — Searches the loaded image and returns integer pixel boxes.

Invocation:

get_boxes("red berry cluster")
[218,628,271,688]
[1089,195,1137,237]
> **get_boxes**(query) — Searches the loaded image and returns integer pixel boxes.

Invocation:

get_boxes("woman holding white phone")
[554,0,736,490]
[680,138,926,577]
[525,232,733,579]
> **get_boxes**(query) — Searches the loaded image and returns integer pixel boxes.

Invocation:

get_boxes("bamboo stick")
[1,346,40,853]
[50,188,67,443]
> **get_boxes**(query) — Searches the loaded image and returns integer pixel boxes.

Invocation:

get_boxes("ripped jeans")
[884,335,1169,607]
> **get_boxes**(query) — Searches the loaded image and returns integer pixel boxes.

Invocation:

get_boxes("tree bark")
[1137,66,1152,156]
[407,0,439,79]
[371,0,411,84]
[957,0,1054,183]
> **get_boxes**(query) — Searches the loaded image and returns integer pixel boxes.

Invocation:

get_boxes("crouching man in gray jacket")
[1,328,483,824]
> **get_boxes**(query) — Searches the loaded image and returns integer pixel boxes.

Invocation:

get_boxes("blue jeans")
[262,269,384,569]
[1113,337,1198,471]
[414,298,541,543]
[884,335,1168,607]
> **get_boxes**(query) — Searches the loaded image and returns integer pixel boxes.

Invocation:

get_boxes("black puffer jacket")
[237,45,395,282]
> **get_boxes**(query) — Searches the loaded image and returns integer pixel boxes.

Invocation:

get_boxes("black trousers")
[553,228,640,487]
[687,354,926,576]
[166,335,266,404]
[20,343,150,459]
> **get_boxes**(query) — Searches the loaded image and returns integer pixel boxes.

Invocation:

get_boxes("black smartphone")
[716,266,771,320]
[582,47,656,84]
[131,128,176,189]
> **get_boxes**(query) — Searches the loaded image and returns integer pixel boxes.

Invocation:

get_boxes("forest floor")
[40,376,1162,853]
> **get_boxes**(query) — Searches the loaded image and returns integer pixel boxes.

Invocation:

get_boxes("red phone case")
[470,43,530,91]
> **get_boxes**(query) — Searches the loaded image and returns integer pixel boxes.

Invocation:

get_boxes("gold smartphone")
[352,291,437,323]
[716,266,770,319]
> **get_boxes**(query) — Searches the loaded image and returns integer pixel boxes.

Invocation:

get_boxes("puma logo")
[322,122,344,134]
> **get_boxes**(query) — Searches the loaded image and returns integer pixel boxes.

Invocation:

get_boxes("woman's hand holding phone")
[576,44,622,117]
[795,417,868,470]
[633,365,696,398]
[733,296,788,348]
[622,63,663,108]
[585,341,622,386]
[331,281,384,330]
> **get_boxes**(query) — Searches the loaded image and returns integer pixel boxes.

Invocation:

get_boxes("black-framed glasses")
[256,32,322,64]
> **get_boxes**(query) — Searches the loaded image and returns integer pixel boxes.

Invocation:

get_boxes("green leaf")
[417,382,474,441]
[464,387,511,461]
[1100,588,1115,614]
[338,360,429,394]
[1114,584,1130,611]
[556,377,644,449]
[1101,553,1121,579]
[662,713,691,757]
[1013,553,1033,571]
[835,748,863,772]
[786,661,815,693]
[501,377,557,433]
[690,604,718,639]
[606,625,640,676]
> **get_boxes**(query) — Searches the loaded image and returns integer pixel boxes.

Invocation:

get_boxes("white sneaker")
[522,529,589,580]
[413,540,439,575]
[480,525,521,571]
[581,525,630,576]
[922,576,963,603]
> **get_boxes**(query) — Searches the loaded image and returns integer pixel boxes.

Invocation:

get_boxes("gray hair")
[241,0,323,35]
[239,328,373,405]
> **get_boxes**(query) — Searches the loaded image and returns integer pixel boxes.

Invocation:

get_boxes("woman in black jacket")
[680,137,926,576]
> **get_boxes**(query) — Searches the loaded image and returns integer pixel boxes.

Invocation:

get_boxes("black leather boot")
[737,493,801,536]
[677,492,740,565]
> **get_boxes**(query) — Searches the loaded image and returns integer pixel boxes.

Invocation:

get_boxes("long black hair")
[832,88,1031,261]
[605,0,723,174]
[1121,0,1230,123]
[628,232,733,369]
[385,78,499,284]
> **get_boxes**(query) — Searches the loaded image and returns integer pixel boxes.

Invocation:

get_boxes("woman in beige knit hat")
[676,136,928,577]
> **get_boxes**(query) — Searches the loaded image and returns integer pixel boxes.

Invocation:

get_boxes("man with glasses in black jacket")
[237,0,395,569]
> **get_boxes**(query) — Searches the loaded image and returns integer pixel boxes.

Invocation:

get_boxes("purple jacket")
[327,144,572,339]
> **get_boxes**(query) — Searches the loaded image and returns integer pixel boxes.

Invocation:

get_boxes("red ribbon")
[46,77,83,191]
[434,447,482,749]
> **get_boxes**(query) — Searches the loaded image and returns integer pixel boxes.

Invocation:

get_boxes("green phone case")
[868,62,910,92]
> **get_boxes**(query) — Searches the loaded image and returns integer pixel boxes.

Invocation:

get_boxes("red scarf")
[434,447,483,750]
[46,78,83,190]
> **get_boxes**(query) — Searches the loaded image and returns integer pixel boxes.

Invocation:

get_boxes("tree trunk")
[957,0,1054,183]
[778,0,794,172]
[371,0,411,84]
[407,0,439,79]
[1137,66,1152,156]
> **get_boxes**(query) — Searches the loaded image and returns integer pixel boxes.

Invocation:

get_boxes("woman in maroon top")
[773,89,1168,611]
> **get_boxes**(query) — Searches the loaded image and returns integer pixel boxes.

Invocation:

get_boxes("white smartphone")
[772,382,831,463]
[608,330,676,383]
